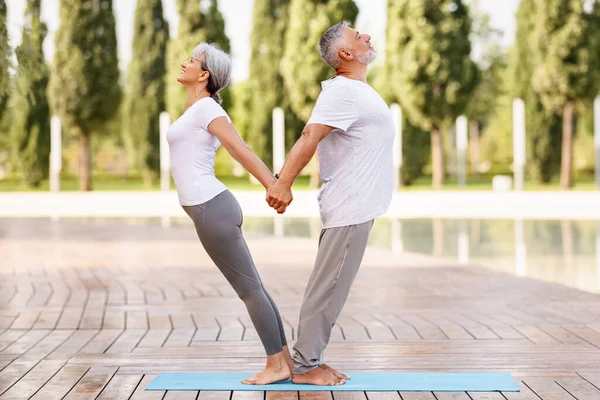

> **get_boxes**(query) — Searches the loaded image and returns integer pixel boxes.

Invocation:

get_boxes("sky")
[5,0,520,84]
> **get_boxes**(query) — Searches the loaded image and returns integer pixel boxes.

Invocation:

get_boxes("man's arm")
[267,123,334,213]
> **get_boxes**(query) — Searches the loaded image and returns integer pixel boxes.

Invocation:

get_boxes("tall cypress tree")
[237,0,291,169]
[386,0,479,188]
[0,0,9,120]
[10,0,50,187]
[48,0,121,191]
[508,0,561,184]
[530,0,600,188]
[123,0,169,186]
[166,0,231,120]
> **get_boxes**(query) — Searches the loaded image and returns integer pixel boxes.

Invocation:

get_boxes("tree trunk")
[469,120,480,176]
[79,130,92,191]
[309,149,321,189]
[431,127,445,188]
[559,102,574,189]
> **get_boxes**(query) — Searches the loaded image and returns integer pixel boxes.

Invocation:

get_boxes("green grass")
[0,174,597,192]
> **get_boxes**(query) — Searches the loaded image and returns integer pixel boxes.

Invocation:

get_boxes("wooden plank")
[539,325,585,344]
[354,315,395,341]
[522,377,577,399]
[129,374,164,399]
[163,330,196,347]
[96,374,142,399]
[19,329,74,361]
[191,314,220,342]
[0,331,27,352]
[467,393,505,399]
[80,329,122,354]
[0,360,64,399]
[32,312,61,330]
[514,325,561,344]
[62,366,118,400]
[106,329,146,354]
[198,391,233,400]
[1,329,50,355]
[29,365,90,400]
[46,329,99,360]
[10,312,40,330]
[217,317,244,341]
[432,393,471,399]
[0,317,15,331]
[164,390,198,400]
[103,310,125,329]
[332,393,367,400]
[171,314,196,330]
[422,315,473,340]
[56,307,85,330]
[336,316,369,341]
[399,394,436,400]
[565,326,600,348]
[0,361,38,395]
[503,379,544,399]
[127,311,149,329]
[555,376,600,399]
[137,330,171,348]
[233,391,265,400]
[578,372,600,390]
[399,315,447,340]
[300,392,332,400]
[364,392,400,400]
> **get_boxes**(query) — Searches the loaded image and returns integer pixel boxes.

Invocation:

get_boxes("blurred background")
[1,0,600,295]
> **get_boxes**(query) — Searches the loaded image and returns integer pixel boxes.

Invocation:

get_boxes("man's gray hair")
[319,21,351,70]
[192,42,231,104]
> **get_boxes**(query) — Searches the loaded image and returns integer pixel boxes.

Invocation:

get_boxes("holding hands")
[266,179,293,214]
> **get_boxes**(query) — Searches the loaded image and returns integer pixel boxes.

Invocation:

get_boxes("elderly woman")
[167,42,291,385]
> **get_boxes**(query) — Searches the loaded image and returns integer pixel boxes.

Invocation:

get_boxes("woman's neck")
[186,86,211,108]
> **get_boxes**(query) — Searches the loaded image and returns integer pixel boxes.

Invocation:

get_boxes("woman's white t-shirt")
[167,97,229,206]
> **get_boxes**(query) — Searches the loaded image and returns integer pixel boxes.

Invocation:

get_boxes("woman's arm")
[207,117,276,190]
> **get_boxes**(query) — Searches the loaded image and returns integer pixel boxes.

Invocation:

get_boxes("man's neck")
[335,66,368,83]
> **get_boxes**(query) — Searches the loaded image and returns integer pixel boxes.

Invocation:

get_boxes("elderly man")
[266,21,395,386]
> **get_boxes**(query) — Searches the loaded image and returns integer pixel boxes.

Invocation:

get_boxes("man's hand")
[266,180,293,214]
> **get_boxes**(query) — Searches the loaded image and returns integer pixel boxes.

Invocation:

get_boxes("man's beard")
[356,49,377,65]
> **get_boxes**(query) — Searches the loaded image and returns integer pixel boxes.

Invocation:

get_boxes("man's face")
[341,26,377,65]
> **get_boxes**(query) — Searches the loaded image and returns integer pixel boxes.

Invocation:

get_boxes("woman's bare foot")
[242,352,291,385]
[319,364,350,380]
[292,367,346,386]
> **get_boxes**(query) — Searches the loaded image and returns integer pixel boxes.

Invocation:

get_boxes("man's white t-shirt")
[167,97,229,206]
[307,76,394,229]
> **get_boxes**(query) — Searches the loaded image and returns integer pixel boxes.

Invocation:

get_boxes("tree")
[281,0,358,187]
[386,0,479,188]
[166,0,231,120]
[123,0,169,186]
[10,0,50,187]
[0,0,9,120]
[530,0,600,188]
[48,0,121,191]
[238,0,291,169]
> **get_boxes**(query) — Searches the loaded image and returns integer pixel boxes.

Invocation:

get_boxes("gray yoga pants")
[292,219,374,374]
[183,190,287,355]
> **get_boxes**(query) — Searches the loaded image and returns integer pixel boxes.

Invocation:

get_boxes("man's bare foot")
[282,345,294,371]
[242,352,291,385]
[319,364,350,380]
[292,367,346,386]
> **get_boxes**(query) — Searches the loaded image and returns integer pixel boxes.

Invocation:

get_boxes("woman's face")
[177,56,207,85]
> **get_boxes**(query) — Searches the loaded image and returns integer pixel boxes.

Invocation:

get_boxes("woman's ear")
[198,70,210,83]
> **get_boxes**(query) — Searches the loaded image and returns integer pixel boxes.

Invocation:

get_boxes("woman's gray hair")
[319,21,351,70]
[192,42,231,104]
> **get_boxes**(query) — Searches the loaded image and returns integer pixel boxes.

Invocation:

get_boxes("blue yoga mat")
[146,372,520,392]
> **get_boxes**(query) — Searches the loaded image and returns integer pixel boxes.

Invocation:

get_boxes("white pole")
[594,96,600,188]
[160,112,171,191]
[50,116,62,192]
[513,98,526,191]
[456,115,468,187]
[273,107,285,174]
[596,222,600,291]
[274,215,284,238]
[390,103,402,190]
[391,219,403,253]
[515,219,527,276]
[458,219,469,264]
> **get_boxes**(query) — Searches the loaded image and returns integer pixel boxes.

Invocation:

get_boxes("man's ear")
[339,48,353,61]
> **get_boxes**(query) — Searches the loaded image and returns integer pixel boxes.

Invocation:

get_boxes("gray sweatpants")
[183,190,287,355]
[291,219,374,374]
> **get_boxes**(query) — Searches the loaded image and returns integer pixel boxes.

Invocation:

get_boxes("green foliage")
[238,0,291,168]
[386,0,479,131]
[122,0,169,186]
[0,0,9,119]
[10,0,50,187]
[281,0,359,122]
[165,0,231,120]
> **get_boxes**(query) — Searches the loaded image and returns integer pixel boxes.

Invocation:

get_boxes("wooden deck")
[1,218,600,399]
